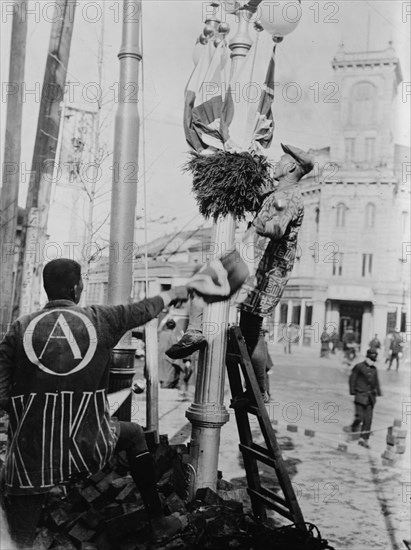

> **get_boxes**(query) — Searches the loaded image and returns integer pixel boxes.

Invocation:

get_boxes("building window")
[336,203,346,227]
[332,253,343,276]
[386,311,396,334]
[361,253,373,277]
[349,81,377,126]
[344,138,356,162]
[305,305,313,326]
[292,306,301,325]
[280,303,288,324]
[365,137,376,164]
[365,203,375,228]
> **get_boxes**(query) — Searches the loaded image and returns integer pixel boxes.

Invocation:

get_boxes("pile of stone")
[381,418,408,466]
[1,427,333,549]
[30,440,333,549]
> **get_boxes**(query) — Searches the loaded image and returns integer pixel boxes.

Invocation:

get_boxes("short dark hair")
[43,259,82,300]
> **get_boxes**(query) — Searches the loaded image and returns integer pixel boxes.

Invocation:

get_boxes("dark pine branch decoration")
[184,150,273,221]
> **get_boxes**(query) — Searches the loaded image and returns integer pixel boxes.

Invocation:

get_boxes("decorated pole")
[107,0,142,420]
[183,0,302,496]
[185,8,253,497]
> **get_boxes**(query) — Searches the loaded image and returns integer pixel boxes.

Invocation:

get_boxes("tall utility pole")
[13,0,77,318]
[186,11,253,496]
[82,6,105,302]
[107,0,142,419]
[0,0,27,337]
[107,0,141,307]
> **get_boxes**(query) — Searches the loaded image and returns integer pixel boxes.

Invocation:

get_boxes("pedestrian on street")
[346,348,382,448]
[166,144,314,403]
[387,328,403,371]
[368,333,381,353]
[158,318,184,388]
[330,330,339,354]
[320,327,331,358]
[0,259,188,548]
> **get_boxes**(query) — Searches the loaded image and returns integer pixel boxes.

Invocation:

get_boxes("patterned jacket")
[0,296,165,495]
[240,184,304,317]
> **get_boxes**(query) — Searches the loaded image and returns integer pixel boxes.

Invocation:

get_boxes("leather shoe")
[166,330,207,359]
[358,438,370,449]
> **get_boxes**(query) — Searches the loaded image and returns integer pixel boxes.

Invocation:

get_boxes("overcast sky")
[1,0,410,244]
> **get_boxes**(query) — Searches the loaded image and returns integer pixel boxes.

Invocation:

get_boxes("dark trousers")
[351,401,374,440]
[387,353,400,371]
[3,421,149,548]
[239,311,267,393]
[3,492,46,549]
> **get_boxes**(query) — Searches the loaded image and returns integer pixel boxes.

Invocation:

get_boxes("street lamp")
[184,0,303,498]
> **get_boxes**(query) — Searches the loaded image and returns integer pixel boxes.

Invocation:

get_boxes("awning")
[327,285,374,302]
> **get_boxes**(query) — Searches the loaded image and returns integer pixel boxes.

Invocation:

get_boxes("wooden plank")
[239,443,276,469]
[247,489,294,521]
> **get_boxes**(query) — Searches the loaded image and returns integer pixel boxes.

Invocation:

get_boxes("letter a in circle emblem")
[23,309,97,376]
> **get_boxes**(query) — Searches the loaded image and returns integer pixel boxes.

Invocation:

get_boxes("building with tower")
[277,45,410,352]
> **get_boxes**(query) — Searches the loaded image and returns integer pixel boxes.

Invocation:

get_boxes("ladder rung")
[247,488,294,521]
[259,485,289,508]
[239,443,277,469]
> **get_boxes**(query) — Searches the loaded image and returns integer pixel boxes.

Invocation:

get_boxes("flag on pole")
[183,41,230,152]
[222,36,276,152]
[253,46,276,150]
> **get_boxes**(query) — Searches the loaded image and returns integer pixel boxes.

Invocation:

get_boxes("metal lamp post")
[185,8,253,497]
[107,0,142,420]
[108,0,141,305]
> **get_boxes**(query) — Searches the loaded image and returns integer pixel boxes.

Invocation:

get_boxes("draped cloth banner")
[184,34,276,154]
[222,37,276,153]
[183,41,229,152]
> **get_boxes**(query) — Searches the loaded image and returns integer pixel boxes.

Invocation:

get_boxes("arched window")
[365,203,375,228]
[336,203,346,227]
[349,82,377,126]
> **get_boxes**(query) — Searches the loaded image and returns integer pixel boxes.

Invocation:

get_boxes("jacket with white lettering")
[0,297,165,495]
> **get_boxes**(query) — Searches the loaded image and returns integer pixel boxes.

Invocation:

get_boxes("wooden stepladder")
[225,326,306,529]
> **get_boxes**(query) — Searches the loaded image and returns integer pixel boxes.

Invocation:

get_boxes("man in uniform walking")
[346,348,382,448]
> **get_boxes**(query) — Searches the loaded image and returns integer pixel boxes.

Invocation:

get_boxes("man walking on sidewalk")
[346,348,382,448]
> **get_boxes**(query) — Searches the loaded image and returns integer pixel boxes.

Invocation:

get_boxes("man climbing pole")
[166,143,314,401]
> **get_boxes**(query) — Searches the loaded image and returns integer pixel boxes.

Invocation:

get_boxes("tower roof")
[332,45,403,85]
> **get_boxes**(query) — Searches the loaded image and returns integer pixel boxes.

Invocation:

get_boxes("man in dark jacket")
[0,259,188,547]
[347,348,382,448]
